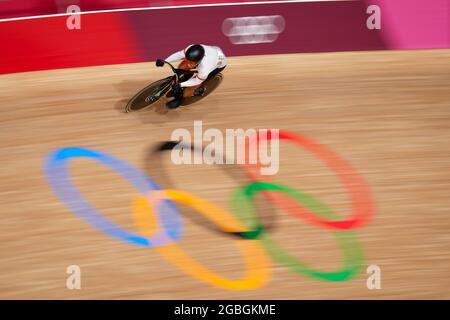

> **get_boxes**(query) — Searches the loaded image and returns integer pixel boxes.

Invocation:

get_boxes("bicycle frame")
[152,60,197,97]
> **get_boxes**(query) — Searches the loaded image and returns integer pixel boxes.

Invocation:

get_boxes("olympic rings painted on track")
[232,181,364,281]
[44,147,183,247]
[133,190,271,290]
[43,131,375,290]
[245,130,375,230]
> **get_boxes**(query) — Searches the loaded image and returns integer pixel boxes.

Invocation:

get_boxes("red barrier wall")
[0,1,386,74]
[0,13,141,74]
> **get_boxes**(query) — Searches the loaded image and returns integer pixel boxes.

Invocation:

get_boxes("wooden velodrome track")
[1,50,450,299]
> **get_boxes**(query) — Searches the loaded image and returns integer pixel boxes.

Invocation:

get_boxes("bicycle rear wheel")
[182,73,224,106]
[125,77,172,113]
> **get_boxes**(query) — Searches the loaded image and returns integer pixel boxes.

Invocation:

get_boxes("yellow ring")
[132,190,271,290]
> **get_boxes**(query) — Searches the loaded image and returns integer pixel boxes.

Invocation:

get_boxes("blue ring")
[44,147,183,247]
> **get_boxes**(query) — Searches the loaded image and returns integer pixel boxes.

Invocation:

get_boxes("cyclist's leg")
[166,62,188,101]
[167,72,185,108]
[167,90,183,108]
[183,86,197,98]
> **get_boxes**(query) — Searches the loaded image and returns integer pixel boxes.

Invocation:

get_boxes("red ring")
[244,130,375,229]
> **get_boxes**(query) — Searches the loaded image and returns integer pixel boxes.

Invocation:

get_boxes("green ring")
[231,181,365,282]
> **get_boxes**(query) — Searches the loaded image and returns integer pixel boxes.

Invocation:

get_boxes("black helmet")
[185,44,205,62]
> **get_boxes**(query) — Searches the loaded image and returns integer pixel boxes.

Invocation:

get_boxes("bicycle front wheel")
[125,77,172,113]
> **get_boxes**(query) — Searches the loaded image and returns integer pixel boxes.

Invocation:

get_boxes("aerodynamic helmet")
[185,44,205,62]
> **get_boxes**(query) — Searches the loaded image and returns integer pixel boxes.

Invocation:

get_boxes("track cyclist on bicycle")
[155,44,228,109]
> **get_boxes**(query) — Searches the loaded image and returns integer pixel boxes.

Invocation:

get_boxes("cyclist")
[156,44,227,109]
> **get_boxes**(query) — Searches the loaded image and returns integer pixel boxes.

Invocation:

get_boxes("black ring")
[144,140,277,239]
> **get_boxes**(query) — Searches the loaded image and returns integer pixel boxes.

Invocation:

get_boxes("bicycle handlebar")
[162,60,198,85]
[162,60,179,82]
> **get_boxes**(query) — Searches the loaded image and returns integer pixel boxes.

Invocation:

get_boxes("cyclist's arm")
[165,50,184,63]
[180,74,206,87]
[180,62,214,87]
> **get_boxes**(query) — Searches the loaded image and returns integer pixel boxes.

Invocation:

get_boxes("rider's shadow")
[113,79,145,114]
